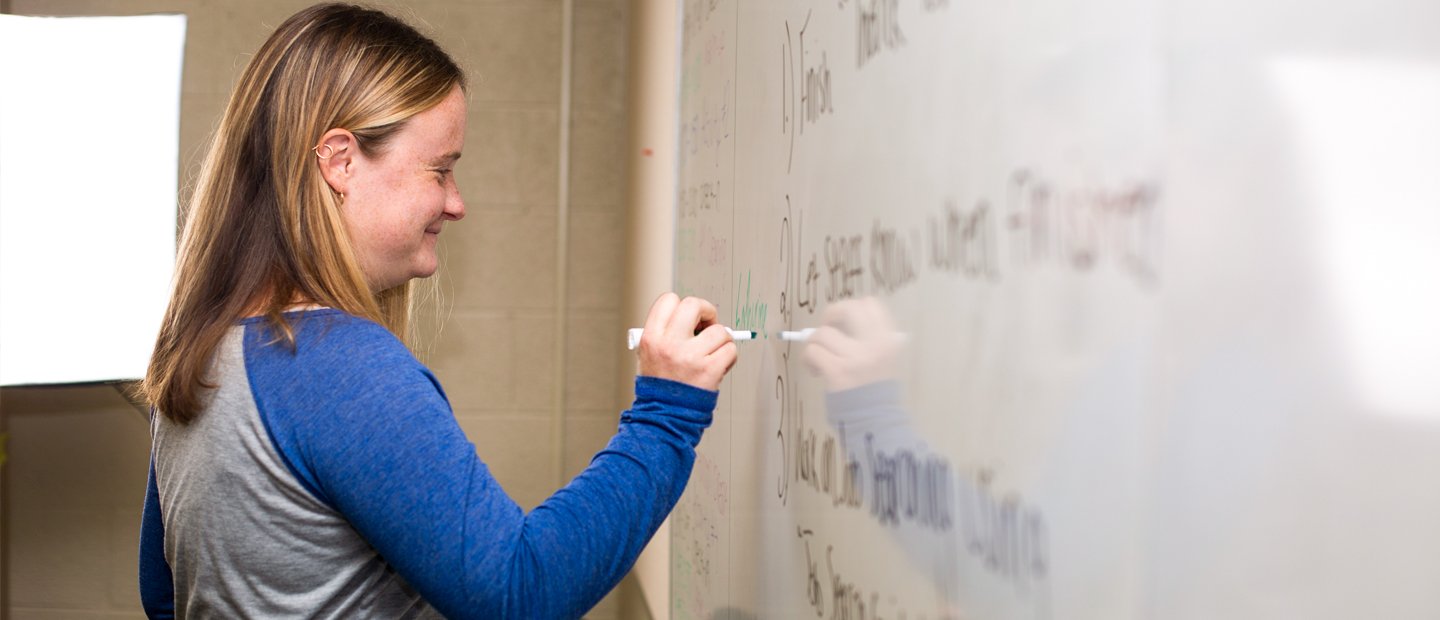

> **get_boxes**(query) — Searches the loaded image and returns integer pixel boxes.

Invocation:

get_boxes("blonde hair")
[144,3,465,424]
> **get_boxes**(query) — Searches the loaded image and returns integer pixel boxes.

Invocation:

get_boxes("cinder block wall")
[1,1,633,617]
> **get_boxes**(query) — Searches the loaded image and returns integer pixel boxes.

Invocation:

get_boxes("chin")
[412,261,440,280]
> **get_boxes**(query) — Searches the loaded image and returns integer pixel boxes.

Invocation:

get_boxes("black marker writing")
[857,0,905,69]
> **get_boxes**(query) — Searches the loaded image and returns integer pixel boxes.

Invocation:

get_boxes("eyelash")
[433,169,452,183]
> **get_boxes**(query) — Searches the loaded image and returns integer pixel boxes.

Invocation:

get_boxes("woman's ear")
[313,129,358,196]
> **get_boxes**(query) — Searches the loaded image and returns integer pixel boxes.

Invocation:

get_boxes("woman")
[138,4,737,618]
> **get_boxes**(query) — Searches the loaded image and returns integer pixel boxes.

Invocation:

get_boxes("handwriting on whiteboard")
[772,172,1161,306]
[782,11,837,172]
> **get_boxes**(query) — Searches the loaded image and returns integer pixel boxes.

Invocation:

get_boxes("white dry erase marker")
[778,328,816,342]
[627,327,757,350]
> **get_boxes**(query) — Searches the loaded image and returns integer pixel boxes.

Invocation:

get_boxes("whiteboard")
[669,0,1440,618]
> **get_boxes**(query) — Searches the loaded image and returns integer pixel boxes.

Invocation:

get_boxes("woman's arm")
[254,346,710,617]
[139,458,176,619]
[249,297,731,618]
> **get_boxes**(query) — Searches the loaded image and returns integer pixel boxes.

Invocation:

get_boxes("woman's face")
[342,86,467,292]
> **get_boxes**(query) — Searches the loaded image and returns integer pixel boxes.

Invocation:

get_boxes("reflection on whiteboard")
[0,14,185,385]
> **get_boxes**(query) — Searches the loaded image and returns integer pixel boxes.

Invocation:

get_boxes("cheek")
[354,178,444,247]
[425,182,449,214]
[339,198,404,256]
[337,200,369,246]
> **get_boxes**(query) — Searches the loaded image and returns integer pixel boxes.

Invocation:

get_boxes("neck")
[242,288,321,319]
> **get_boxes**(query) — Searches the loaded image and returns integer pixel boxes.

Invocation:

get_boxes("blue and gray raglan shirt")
[139,309,715,618]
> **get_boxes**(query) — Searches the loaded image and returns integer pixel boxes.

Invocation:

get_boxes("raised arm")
[252,297,735,618]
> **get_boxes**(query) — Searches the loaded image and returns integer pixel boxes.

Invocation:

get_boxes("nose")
[443,186,465,221]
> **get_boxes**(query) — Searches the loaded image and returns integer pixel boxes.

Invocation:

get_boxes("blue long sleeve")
[244,313,714,618]
[139,457,175,618]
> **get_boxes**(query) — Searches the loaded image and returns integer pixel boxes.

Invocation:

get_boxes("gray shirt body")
[151,327,442,618]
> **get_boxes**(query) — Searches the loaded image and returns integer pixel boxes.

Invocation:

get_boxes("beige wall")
[621,1,679,618]
[1,387,149,620]
[3,0,635,618]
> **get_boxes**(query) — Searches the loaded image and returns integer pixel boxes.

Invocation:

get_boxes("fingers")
[643,292,680,337]
[665,296,719,339]
[694,322,734,354]
[692,324,737,386]
[693,299,720,333]
[636,293,736,392]
[710,340,739,374]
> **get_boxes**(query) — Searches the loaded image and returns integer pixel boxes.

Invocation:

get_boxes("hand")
[802,297,904,392]
[635,293,738,391]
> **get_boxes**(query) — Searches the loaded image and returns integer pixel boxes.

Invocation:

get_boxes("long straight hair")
[143,3,465,424]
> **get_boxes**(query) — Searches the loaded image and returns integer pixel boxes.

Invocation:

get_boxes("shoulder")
[243,309,444,404]
[247,309,407,361]
[297,309,407,355]
[238,310,458,511]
